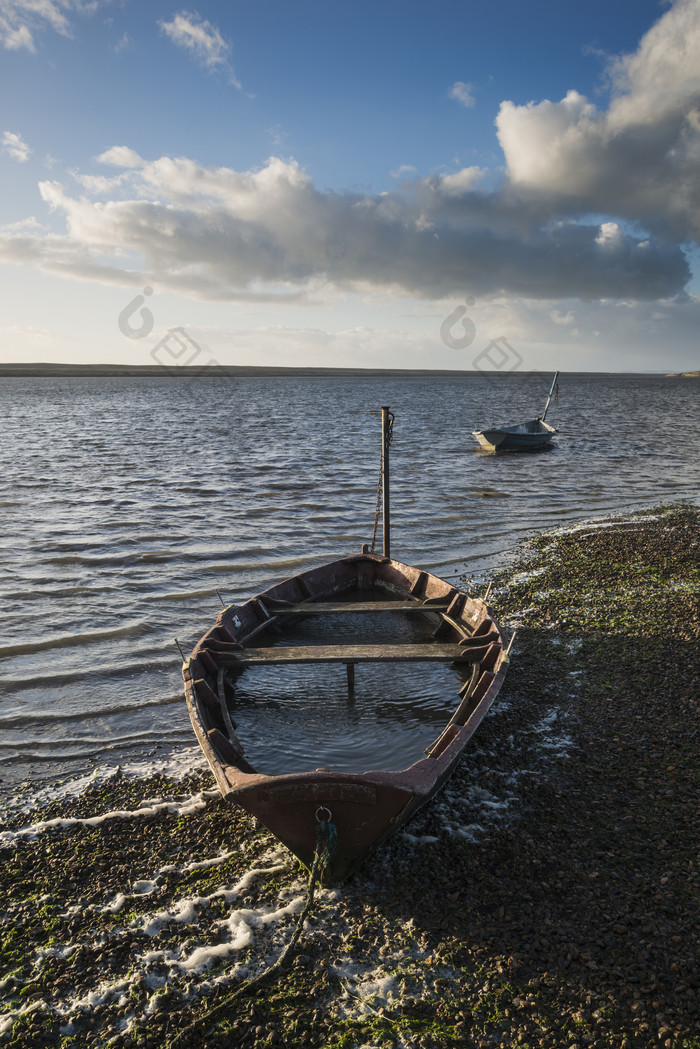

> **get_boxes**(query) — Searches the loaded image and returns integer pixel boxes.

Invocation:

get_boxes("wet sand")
[1,502,697,1049]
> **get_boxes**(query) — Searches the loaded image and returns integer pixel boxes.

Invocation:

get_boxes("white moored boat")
[473,372,559,451]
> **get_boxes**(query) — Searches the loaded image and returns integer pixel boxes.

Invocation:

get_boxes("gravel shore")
[1,502,698,1049]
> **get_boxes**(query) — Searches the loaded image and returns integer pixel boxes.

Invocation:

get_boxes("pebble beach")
[1,501,698,1049]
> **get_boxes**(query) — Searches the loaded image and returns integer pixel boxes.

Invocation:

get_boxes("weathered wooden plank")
[263,600,451,615]
[410,570,428,596]
[225,642,485,666]
[216,667,245,756]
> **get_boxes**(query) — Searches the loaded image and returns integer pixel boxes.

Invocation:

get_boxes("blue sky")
[1,0,699,372]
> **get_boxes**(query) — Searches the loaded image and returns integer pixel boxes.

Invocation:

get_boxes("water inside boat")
[222,589,470,775]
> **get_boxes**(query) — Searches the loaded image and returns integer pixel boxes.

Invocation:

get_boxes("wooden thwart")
[221,642,487,667]
[263,599,451,615]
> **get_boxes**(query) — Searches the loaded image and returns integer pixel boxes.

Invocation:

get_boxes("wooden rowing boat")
[181,408,512,884]
[473,371,559,451]
[182,555,511,884]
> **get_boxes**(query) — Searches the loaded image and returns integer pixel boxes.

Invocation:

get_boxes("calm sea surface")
[1,371,698,805]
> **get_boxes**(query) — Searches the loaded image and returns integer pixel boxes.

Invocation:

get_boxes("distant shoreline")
[0,363,694,378]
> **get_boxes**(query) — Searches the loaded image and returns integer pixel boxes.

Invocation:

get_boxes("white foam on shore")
[401,831,439,844]
[438,782,514,843]
[0,747,210,825]
[508,566,547,585]
[533,707,575,756]
[133,880,158,896]
[45,846,256,922]
[3,977,137,1041]
[180,849,238,872]
[0,974,20,995]
[0,1001,44,1038]
[333,959,417,1020]
[553,512,663,539]
[104,892,129,914]
[12,989,147,1042]
[140,894,306,974]
[339,971,400,1016]
[67,977,131,1011]
[398,677,576,848]
[0,789,219,846]
[4,852,303,1041]
[34,944,76,963]
[136,857,290,937]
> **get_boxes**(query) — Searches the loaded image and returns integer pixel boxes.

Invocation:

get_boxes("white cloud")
[96,146,144,169]
[390,164,417,179]
[159,10,241,88]
[595,222,624,249]
[2,130,31,162]
[448,81,475,108]
[0,215,43,233]
[1,2,697,321]
[440,166,485,195]
[72,171,129,194]
[0,0,97,52]
[496,0,700,240]
[0,150,688,304]
[497,89,597,191]
[550,308,574,326]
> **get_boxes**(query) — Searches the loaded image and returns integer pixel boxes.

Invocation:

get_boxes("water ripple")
[1,372,698,798]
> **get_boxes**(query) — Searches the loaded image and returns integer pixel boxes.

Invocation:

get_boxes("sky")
[1,0,699,373]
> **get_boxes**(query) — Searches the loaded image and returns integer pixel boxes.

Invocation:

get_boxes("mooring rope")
[166,813,337,1049]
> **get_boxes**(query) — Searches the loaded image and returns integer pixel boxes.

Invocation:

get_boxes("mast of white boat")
[540,371,559,422]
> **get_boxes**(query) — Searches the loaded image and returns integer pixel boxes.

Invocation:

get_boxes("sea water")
[1,371,698,801]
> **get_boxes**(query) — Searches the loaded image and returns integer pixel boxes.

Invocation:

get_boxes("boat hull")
[473,417,558,451]
[183,552,510,883]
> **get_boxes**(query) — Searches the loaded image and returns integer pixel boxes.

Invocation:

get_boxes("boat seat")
[199,641,492,668]
[261,599,452,615]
